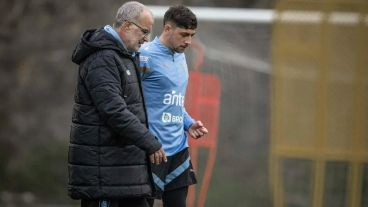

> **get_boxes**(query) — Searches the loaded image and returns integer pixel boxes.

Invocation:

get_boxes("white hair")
[113,1,152,28]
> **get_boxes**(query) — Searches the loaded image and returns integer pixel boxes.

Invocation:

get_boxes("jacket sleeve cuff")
[134,133,162,154]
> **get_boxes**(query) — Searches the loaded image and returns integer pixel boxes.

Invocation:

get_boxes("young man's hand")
[188,120,208,139]
[149,147,167,165]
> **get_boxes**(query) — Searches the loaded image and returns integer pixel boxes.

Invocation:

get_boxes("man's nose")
[184,36,192,45]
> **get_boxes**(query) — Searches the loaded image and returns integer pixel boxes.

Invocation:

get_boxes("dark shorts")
[151,148,197,199]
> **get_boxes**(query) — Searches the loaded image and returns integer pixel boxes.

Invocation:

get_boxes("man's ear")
[164,23,172,32]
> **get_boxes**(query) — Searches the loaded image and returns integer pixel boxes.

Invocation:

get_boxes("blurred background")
[0,0,367,206]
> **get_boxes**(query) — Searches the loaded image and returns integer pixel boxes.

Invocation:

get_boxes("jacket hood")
[71,28,130,65]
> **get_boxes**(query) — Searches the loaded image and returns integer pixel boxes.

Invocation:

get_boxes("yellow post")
[271,0,368,207]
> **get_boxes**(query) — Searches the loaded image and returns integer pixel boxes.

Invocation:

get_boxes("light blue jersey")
[139,37,195,156]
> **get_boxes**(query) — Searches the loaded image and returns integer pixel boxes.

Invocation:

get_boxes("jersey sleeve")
[183,108,195,131]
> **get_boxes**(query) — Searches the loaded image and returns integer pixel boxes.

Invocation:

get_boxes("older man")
[68,2,166,207]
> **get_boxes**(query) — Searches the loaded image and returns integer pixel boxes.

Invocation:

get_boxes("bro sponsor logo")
[162,112,183,123]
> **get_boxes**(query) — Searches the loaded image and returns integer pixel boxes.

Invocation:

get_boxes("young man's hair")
[163,5,197,29]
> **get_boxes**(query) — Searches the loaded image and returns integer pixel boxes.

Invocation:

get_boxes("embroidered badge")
[140,66,151,74]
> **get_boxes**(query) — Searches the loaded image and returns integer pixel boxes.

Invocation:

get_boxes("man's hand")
[188,120,208,139]
[149,147,167,165]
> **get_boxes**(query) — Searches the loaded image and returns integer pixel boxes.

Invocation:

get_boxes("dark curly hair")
[163,5,197,29]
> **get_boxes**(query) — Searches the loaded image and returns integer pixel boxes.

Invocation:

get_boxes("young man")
[139,5,208,207]
[68,2,166,207]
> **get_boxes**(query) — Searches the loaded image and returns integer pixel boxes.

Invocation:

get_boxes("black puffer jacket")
[68,28,161,199]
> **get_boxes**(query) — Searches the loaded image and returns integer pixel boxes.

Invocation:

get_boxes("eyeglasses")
[128,21,150,37]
